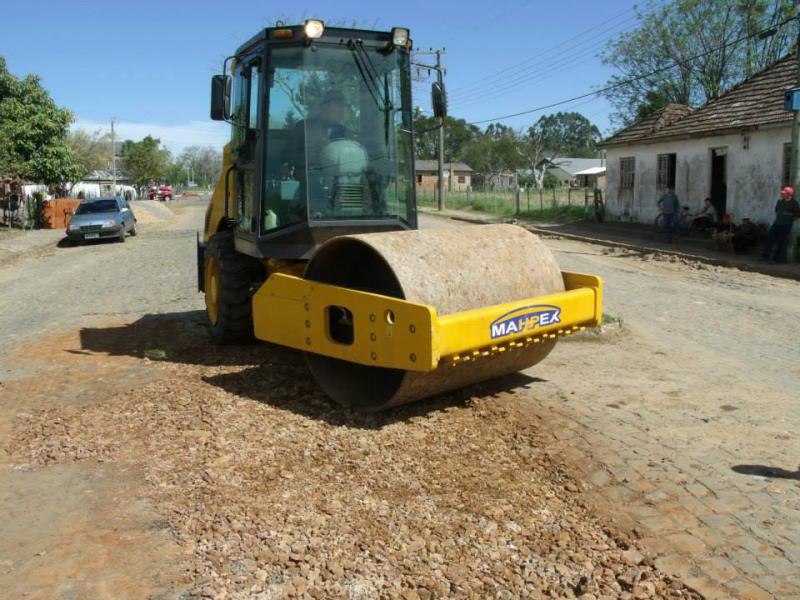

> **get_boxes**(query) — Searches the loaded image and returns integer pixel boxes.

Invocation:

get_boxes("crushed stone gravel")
[10,340,700,600]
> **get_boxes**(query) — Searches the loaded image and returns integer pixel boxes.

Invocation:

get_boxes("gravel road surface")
[2,200,796,599]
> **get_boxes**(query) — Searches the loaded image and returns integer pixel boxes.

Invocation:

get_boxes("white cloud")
[72,118,229,155]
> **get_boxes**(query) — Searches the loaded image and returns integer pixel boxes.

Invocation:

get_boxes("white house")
[546,157,606,189]
[599,54,796,226]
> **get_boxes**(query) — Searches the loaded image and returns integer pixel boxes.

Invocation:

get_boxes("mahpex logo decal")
[490,304,562,339]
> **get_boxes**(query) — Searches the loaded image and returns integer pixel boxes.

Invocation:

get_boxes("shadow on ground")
[732,464,800,481]
[76,311,545,428]
[75,311,262,367]
[204,364,544,429]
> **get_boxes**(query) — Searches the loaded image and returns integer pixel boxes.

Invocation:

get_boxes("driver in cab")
[291,89,350,167]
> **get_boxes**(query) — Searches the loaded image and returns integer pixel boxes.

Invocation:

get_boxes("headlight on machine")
[391,27,410,47]
[304,19,324,39]
[101,220,118,229]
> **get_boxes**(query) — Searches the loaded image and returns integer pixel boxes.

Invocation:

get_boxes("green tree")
[413,108,481,162]
[0,57,80,186]
[517,112,600,187]
[67,128,111,178]
[601,0,798,125]
[176,145,223,188]
[460,123,525,187]
[529,112,600,158]
[120,136,171,187]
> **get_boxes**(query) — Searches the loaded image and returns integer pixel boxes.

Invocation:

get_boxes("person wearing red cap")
[761,186,800,263]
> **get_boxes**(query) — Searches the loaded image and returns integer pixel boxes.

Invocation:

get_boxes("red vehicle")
[148,185,173,201]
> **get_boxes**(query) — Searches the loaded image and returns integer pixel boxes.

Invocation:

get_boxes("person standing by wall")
[761,186,800,263]
[658,186,680,243]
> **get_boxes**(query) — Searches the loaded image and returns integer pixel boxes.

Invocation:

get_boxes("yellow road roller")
[198,20,602,411]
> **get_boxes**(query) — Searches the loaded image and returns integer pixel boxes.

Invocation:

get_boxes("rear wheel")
[204,230,264,344]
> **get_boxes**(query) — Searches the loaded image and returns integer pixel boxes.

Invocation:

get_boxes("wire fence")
[416,187,600,221]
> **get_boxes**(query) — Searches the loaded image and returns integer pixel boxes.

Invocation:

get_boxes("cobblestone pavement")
[428,213,800,598]
[516,236,800,599]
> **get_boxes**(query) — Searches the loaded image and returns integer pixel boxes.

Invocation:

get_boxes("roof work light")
[391,27,410,47]
[304,19,325,39]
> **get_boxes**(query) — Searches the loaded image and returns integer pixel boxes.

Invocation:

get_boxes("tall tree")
[518,113,601,187]
[67,128,112,178]
[176,145,223,187]
[461,123,525,186]
[120,136,171,187]
[413,109,481,162]
[0,57,80,186]
[601,0,798,125]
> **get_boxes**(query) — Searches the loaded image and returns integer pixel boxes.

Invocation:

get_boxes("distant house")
[415,160,473,192]
[73,170,137,199]
[546,157,606,189]
[599,54,796,225]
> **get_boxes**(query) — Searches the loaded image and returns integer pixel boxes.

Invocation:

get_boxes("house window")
[417,174,422,184]
[457,176,465,184]
[783,143,792,187]
[657,153,676,189]
[620,157,635,189]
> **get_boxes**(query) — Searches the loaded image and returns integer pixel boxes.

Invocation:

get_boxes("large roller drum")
[304,224,564,411]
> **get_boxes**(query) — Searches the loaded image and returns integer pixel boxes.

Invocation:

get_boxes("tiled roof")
[600,54,796,147]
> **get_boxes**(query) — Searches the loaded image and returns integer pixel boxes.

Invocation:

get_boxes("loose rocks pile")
[132,200,175,225]
[11,342,698,599]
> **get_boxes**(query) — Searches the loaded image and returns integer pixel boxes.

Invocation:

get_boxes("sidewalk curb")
[420,208,800,282]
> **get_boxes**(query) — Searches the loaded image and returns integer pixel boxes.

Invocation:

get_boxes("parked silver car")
[66,197,137,244]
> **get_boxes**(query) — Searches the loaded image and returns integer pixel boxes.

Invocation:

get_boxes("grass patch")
[417,191,590,223]
[517,204,587,223]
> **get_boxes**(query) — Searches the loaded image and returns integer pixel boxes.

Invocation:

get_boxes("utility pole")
[111,118,117,196]
[435,49,445,211]
[412,49,446,210]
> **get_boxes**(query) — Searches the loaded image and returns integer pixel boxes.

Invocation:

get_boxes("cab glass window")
[261,44,413,232]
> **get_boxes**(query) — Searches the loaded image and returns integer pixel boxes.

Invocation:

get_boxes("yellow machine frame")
[253,271,602,371]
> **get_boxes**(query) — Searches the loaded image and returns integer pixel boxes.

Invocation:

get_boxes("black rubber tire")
[118,229,126,243]
[130,222,137,236]
[205,230,264,344]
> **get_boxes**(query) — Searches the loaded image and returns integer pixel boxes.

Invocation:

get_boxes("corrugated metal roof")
[415,160,474,172]
[548,157,604,176]
[573,166,606,175]
[83,169,131,181]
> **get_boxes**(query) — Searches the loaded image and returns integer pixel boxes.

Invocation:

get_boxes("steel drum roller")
[304,224,565,411]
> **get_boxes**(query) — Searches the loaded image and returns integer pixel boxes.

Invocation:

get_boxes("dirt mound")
[132,200,175,224]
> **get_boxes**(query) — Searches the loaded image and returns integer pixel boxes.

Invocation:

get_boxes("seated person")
[732,217,758,254]
[287,89,352,217]
[712,213,735,251]
[691,197,717,230]
[289,89,350,169]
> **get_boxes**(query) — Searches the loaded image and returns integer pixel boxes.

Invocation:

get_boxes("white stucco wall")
[603,126,790,225]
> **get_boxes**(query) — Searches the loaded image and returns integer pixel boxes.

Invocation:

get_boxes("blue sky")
[3,0,641,154]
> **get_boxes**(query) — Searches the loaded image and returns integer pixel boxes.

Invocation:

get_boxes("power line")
[448,8,639,99]
[449,28,637,109]
[467,14,798,126]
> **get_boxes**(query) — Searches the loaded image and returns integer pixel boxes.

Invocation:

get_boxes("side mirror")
[211,75,232,121]
[432,81,447,119]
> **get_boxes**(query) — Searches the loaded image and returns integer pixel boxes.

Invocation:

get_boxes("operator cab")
[211,21,436,259]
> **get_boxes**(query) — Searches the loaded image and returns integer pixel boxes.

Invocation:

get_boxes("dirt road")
[0,200,796,598]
